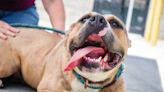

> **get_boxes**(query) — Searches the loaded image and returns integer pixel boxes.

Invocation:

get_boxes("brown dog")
[0,12,131,92]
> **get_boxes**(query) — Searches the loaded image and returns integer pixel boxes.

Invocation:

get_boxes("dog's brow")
[108,18,124,29]
[79,14,91,23]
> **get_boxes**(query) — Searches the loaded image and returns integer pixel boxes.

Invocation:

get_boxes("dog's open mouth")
[64,28,121,73]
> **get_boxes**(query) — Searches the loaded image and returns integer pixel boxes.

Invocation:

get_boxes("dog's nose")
[89,15,106,27]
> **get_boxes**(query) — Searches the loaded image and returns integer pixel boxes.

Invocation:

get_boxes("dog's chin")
[74,62,122,82]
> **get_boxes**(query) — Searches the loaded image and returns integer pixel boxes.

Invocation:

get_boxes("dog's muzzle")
[64,14,124,73]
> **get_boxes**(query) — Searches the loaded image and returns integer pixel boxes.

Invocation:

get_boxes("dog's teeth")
[88,57,91,61]
[84,56,87,60]
[95,59,98,62]
[85,57,102,62]
[94,58,99,62]
[89,57,93,62]
[91,58,93,62]
[98,57,102,62]
[103,54,108,62]
[96,59,99,62]
[92,59,94,62]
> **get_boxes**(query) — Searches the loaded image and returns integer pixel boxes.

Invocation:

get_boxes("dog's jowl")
[0,12,131,92]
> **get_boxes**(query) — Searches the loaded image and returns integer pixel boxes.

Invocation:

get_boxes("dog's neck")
[73,64,124,90]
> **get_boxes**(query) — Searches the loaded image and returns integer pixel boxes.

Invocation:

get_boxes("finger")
[1,22,20,33]
[7,26,20,33]
[0,32,7,40]
[0,28,16,37]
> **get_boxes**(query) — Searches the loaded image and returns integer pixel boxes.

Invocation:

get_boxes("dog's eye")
[109,19,123,29]
[80,15,91,23]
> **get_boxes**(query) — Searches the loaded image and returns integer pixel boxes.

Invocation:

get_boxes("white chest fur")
[71,78,100,92]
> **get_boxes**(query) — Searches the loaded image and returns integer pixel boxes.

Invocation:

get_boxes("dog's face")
[64,12,130,81]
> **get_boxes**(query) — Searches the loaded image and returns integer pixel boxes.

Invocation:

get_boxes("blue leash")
[10,23,65,35]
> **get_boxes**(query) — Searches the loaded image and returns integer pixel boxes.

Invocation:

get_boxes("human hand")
[0,21,20,40]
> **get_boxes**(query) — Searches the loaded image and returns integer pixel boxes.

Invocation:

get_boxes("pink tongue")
[64,46,104,71]
[98,28,108,37]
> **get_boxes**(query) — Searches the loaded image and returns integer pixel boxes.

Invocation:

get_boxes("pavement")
[1,0,164,92]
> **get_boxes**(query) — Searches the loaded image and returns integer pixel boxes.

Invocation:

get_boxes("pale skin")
[0,21,20,40]
[0,0,65,40]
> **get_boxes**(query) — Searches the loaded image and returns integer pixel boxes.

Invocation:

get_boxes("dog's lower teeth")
[97,56,102,62]
[84,56,102,63]
[103,54,108,62]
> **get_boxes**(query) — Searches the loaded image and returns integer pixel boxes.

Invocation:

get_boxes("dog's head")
[64,12,131,82]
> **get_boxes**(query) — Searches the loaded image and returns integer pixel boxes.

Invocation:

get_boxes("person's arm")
[0,21,19,40]
[42,0,65,31]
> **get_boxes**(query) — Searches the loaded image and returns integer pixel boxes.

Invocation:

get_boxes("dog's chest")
[71,78,99,92]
